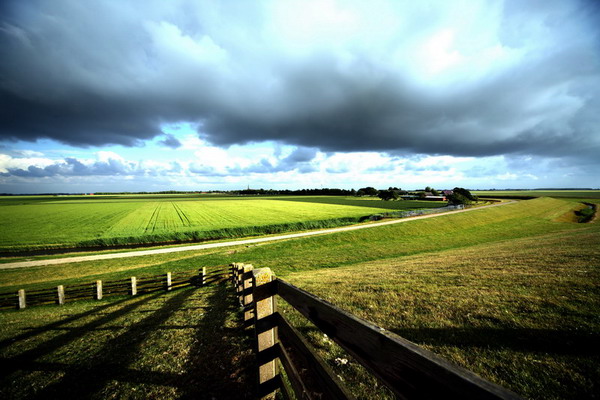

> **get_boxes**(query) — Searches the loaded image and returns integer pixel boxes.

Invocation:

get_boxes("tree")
[447,187,477,205]
[358,187,378,196]
[378,189,399,201]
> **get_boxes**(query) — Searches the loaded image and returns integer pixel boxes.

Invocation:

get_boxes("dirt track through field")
[0,201,513,269]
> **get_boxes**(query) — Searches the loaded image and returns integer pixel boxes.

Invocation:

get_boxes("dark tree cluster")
[234,188,355,196]
[447,187,478,205]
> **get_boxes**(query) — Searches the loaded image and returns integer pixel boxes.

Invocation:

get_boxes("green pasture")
[0,195,444,253]
[474,189,600,199]
[0,197,597,398]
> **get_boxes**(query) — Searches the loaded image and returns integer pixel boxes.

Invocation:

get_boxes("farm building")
[423,196,447,201]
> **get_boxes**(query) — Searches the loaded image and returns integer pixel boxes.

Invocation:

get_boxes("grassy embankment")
[474,189,600,199]
[0,195,443,253]
[0,197,598,399]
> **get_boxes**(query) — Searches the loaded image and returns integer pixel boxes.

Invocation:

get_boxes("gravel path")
[0,201,512,270]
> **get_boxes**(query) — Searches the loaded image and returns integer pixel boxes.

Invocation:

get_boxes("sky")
[1,0,599,193]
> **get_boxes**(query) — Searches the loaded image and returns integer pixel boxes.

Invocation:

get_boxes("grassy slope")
[474,190,600,199]
[280,227,600,399]
[0,195,443,252]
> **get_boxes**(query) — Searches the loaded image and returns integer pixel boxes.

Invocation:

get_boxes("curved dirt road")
[0,201,513,270]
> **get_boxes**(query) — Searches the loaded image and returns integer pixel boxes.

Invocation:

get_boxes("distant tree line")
[354,186,477,205]
[234,188,355,196]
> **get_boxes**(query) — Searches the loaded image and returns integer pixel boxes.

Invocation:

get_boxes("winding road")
[0,201,513,270]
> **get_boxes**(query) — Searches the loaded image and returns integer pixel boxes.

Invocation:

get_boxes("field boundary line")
[0,201,514,270]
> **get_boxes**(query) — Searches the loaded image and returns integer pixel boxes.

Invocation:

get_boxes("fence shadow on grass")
[0,279,255,399]
[0,296,136,350]
[179,280,256,399]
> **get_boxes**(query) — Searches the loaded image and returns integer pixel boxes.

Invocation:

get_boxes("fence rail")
[230,263,522,400]
[0,266,227,310]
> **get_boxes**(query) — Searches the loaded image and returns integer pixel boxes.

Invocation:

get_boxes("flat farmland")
[0,195,444,253]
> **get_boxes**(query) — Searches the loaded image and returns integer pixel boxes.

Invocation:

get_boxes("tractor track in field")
[0,201,514,270]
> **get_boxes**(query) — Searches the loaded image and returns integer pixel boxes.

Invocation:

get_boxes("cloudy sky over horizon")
[1,0,599,193]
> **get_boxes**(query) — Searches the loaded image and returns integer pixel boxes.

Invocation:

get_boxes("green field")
[474,189,600,199]
[0,197,598,399]
[0,195,444,253]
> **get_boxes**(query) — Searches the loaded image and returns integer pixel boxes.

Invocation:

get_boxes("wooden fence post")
[57,285,65,305]
[237,264,245,305]
[243,264,254,327]
[166,272,172,291]
[95,280,103,300]
[252,268,279,399]
[131,277,137,296]
[18,289,26,310]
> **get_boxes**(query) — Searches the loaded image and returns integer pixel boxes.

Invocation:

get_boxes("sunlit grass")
[279,227,600,399]
[0,195,445,252]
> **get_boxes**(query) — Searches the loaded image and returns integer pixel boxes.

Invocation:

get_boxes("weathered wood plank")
[278,313,355,400]
[277,279,521,400]
[276,341,313,400]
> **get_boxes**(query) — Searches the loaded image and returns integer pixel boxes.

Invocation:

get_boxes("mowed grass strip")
[0,195,445,252]
[278,227,600,400]
[0,282,255,399]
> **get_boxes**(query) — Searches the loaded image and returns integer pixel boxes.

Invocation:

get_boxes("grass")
[0,195,445,253]
[0,281,255,399]
[474,190,600,199]
[0,197,598,398]
[277,226,600,399]
[0,197,588,292]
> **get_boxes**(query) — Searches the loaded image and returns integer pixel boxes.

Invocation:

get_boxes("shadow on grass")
[0,295,136,349]
[179,280,256,399]
[0,280,254,399]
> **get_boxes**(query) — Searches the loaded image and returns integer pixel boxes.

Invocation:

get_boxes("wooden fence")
[230,263,522,400]
[0,266,227,310]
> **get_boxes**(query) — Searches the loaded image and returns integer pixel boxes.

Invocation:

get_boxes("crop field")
[0,197,597,399]
[0,195,444,253]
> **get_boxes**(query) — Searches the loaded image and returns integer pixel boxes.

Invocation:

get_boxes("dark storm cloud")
[159,134,182,149]
[0,0,599,162]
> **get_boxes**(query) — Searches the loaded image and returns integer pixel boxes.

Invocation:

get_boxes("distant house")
[423,196,447,201]
[442,190,453,196]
